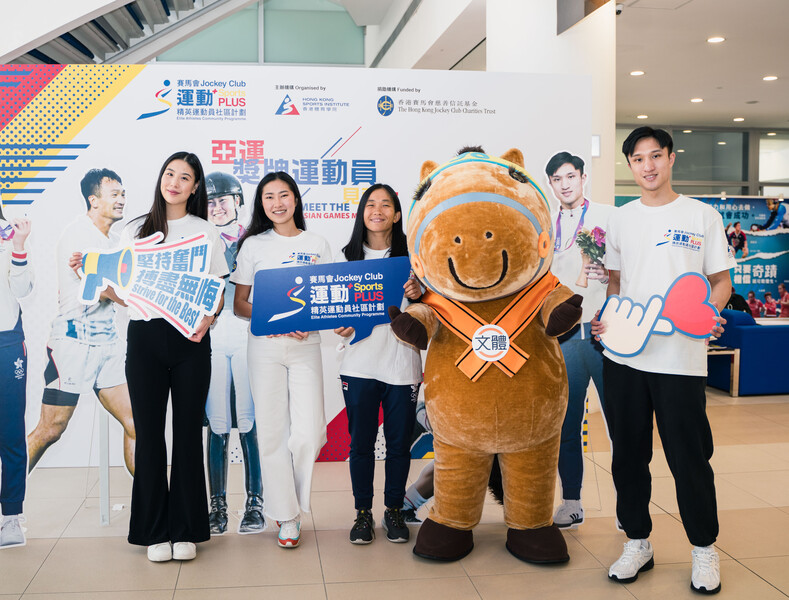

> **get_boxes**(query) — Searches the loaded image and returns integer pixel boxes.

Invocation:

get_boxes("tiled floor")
[2,387,788,599]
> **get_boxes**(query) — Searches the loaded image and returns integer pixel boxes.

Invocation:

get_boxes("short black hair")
[81,168,122,210]
[621,127,674,162]
[545,151,585,177]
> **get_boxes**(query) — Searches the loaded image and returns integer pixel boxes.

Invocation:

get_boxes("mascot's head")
[408,147,554,303]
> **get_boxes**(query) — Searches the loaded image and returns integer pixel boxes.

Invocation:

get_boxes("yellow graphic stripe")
[0,65,145,201]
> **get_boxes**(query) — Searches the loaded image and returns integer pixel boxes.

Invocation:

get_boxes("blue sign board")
[251,256,412,343]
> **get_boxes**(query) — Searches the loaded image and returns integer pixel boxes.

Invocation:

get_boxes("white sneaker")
[147,542,172,562]
[172,541,196,560]
[691,545,721,594]
[608,539,654,583]
[553,500,584,529]
[277,518,301,548]
[0,515,26,549]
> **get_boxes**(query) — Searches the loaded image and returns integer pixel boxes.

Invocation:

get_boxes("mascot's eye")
[454,236,461,244]
[508,167,529,183]
[485,231,493,239]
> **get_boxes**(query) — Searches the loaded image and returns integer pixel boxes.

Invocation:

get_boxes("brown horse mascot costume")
[390,147,583,563]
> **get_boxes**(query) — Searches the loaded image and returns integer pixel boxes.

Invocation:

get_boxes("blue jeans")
[341,376,418,510]
[558,322,604,500]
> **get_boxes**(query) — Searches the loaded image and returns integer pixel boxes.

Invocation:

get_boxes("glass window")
[671,130,747,182]
[759,132,789,186]
[157,5,259,63]
[264,0,363,64]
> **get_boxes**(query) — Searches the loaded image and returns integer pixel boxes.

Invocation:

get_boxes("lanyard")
[554,199,588,253]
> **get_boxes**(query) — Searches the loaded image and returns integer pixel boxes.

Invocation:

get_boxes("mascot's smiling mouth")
[448,250,508,289]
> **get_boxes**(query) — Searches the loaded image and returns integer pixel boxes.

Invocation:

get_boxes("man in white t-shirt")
[545,151,612,530]
[27,169,136,474]
[592,127,734,595]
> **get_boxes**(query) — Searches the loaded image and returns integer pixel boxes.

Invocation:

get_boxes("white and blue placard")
[251,256,411,343]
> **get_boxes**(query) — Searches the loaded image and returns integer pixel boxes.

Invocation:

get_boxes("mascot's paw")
[545,294,583,337]
[506,525,569,564]
[413,518,474,561]
[388,306,429,350]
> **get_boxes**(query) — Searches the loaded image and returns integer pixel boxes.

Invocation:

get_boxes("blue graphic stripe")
[0,82,20,87]
[0,177,56,183]
[3,200,34,205]
[0,70,32,76]
[1,166,66,171]
[0,144,89,149]
[0,189,44,194]
[0,155,78,160]
[321,138,342,159]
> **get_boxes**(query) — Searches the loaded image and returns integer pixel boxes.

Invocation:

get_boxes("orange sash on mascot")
[421,272,560,381]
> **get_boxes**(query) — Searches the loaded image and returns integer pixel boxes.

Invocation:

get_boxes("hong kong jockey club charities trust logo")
[276,94,300,115]
[269,276,307,322]
[377,95,394,116]
[137,80,173,120]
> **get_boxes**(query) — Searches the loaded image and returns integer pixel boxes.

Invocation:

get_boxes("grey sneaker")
[238,495,265,535]
[691,545,721,594]
[609,539,654,583]
[553,500,583,529]
[0,515,26,549]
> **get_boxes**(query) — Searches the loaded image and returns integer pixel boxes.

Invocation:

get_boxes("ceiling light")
[683,129,693,133]
[630,70,645,76]
[707,36,725,43]
[637,114,648,119]
[691,98,703,103]
[717,141,727,145]
[733,117,745,122]
[767,132,777,136]
[677,149,685,153]
[763,75,778,81]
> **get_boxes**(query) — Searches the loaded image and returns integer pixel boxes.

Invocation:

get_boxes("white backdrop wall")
[1,64,590,467]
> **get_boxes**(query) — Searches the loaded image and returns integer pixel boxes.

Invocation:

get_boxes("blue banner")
[250,256,411,342]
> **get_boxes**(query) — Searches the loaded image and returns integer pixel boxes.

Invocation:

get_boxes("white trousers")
[247,334,326,521]
[206,313,254,434]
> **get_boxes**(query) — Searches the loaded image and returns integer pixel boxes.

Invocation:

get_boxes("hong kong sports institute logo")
[137,79,173,120]
[275,94,300,115]
[377,95,394,116]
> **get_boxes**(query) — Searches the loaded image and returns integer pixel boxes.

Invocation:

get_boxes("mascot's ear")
[501,148,524,169]
[420,160,439,182]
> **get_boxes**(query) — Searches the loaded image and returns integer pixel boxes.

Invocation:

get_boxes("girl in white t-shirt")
[333,184,422,545]
[124,152,228,563]
[231,172,332,548]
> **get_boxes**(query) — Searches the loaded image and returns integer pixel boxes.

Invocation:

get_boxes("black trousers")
[126,319,211,546]
[602,357,718,547]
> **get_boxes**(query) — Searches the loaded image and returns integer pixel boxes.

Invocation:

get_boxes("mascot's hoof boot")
[506,525,569,564]
[413,518,473,562]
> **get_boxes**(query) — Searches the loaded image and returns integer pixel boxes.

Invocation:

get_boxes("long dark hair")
[135,151,207,240]
[238,172,306,251]
[342,183,407,261]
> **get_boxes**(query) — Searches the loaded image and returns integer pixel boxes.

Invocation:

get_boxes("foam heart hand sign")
[598,272,719,357]
[250,256,411,343]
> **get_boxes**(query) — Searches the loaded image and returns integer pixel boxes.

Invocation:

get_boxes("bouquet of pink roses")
[574,226,606,287]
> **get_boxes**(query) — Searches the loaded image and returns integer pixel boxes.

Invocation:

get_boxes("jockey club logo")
[137,79,173,120]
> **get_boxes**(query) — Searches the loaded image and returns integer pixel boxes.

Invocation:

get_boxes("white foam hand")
[599,295,672,356]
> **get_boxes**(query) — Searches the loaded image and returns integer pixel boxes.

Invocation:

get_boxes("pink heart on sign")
[660,273,719,337]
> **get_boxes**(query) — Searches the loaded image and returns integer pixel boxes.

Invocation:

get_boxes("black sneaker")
[401,507,422,526]
[350,509,375,544]
[208,496,228,535]
[382,508,409,543]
